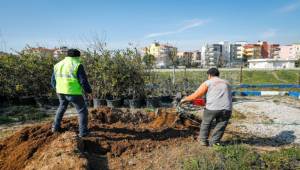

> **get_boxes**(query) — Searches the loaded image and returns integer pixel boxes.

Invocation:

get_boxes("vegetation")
[296,59,300,68]
[0,106,49,124]
[157,69,300,87]
[83,47,145,100]
[0,45,299,103]
[0,47,61,99]
[182,144,300,170]
[83,49,112,99]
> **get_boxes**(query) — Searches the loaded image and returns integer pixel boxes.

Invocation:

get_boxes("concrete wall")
[249,60,295,69]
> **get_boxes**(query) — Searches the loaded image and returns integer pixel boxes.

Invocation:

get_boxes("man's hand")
[87,93,93,100]
[179,98,189,105]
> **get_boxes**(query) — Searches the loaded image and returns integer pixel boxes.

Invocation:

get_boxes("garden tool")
[173,92,204,126]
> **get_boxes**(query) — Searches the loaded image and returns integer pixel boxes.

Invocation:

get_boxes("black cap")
[207,67,220,77]
[67,49,81,57]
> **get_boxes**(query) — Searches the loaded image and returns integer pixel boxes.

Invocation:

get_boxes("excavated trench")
[0,107,201,170]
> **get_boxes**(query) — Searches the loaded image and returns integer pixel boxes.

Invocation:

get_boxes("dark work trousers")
[199,109,232,145]
[52,94,89,136]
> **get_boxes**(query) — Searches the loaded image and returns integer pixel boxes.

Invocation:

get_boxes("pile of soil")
[0,107,201,170]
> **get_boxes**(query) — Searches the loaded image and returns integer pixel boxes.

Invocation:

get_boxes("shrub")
[17,50,61,97]
[82,48,145,99]
[82,49,111,99]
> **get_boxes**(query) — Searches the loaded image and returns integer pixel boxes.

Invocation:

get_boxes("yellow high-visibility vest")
[54,57,82,95]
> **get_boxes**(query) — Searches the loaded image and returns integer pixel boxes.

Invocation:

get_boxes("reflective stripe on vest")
[54,57,83,95]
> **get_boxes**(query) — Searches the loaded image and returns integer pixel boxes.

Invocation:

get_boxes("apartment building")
[177,51,193,66]
[218,41,230,65]
[269,44,280,59]
[230,41,247,66]
[243,44,261,59]
[259,41,269,58]
[192,50,201,65]
[144,42,177,68]
[201,44,222,67]
[292,44,300,59]
[279,44,300,60]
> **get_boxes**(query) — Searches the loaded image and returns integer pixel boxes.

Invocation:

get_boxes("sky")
[0,0,300,52]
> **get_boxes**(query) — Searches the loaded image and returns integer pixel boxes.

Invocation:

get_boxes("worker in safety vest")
[51,49,92,137]
[180,68,232,146]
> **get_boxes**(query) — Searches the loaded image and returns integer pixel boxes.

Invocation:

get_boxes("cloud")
[261,29,277,38]
[145,19,210,38]
[279,1,300,13]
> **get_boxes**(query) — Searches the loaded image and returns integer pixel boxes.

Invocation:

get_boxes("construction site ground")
[0,96,299,170]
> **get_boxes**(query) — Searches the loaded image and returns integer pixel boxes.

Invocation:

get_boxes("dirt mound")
[90,107,153,124]
[0,107,201,170]
[24,132,88,170]
[0,123,56,170]
[150,108,179,128]
[150,108,201,129]
[0,118,80,170]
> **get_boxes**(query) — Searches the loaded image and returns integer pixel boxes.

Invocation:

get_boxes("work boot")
[197,138,208,146]
[199,141,209,146]
[197,136,209,146]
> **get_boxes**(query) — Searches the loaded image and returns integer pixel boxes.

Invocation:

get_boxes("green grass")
[242,70,299,84]
[182,145,300,170]
[155,70,300,86]
[182,148,223,170]
[261,146,300,169]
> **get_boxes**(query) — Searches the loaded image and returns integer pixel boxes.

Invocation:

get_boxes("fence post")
[240,66,243,84]
[298,70,300,85]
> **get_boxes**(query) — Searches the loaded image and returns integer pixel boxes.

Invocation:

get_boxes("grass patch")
[156,70,300,86]
[182,145,300,170]
[0,106,49,124]
[261,146,300,169]
[182,149,223,170]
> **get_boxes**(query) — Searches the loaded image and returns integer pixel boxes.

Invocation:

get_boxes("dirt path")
[271,72,288,83]
[232,96,300,145]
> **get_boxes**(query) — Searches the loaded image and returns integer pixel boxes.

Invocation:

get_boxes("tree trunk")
[172,65,176,86]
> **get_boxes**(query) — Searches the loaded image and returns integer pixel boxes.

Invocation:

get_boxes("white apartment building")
[218,41,230,65]
[279,44,300,60]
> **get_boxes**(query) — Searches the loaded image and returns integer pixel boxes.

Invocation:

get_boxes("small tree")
[127,49,145,99]
[167,50,178,86]
[82,50,111,99]
[143,54,155,83]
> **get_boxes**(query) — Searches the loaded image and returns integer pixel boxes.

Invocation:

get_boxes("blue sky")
[0,0,300,52]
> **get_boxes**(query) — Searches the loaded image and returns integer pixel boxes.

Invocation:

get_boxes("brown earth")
[0,107,201,170]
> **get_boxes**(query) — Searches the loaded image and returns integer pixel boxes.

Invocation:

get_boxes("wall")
[249,60,295,69]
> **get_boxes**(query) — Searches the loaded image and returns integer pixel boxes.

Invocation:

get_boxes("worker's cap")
[67,49,81,57]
